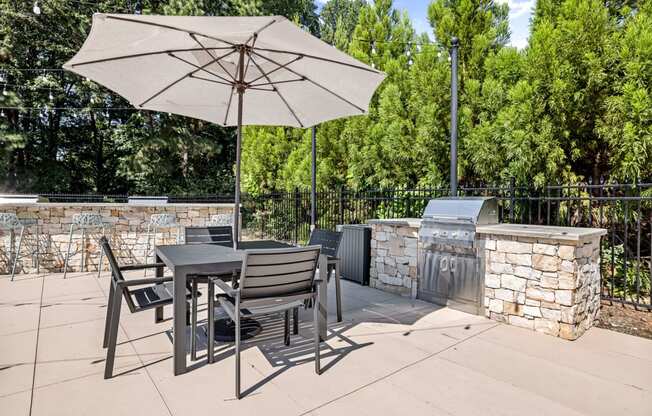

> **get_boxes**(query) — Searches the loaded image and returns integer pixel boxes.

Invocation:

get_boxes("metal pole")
[233,47,245,248]
[450,37,459,197]
[311,126,317,230]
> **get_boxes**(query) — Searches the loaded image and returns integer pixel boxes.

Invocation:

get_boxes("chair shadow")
[173,311,373,398]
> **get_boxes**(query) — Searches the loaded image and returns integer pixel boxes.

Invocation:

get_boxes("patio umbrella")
[64,14,385,244]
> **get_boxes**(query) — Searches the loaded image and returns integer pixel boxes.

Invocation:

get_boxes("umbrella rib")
[105,15,236,47]
[254,47,382,74]
[248,53,304,128]
[242,18,278,79]
[249,78,305,88]
[68,47,233,67]
[189,33,237,82]
[250,50,366,113]
[245,18,278,46]
[139,49,236,107]
[168,52,236,85]
[188,74,234,86]
[223,86,234,125]
[246,55,303,85]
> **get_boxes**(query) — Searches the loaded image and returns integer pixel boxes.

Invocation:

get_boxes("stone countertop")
[367,218,422,228]
[0,202,235,208]
[476,223,607,243]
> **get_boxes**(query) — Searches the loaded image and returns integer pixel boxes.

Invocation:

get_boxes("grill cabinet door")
[418,245,482,315]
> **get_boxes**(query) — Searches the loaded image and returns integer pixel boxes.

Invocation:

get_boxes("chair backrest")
[239,245,321,300]
[184,226,233,247]
[99,237,138,312]
[308,229,342,258]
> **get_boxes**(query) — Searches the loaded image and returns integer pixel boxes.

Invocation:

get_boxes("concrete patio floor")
[1,271,650,416]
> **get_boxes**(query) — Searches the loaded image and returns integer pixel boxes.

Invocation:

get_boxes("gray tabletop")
[155,240,327,376]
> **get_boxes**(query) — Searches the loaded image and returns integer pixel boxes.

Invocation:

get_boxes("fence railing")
[242,181,652,310]
[4,181,651,309]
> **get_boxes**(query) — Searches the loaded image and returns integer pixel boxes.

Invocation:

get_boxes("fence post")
[339,186,345,226]
[509,177,516,223]
[294,188,300,245]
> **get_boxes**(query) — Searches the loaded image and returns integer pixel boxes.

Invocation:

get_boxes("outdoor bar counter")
[368,219,607,340]
[0,201,235,274]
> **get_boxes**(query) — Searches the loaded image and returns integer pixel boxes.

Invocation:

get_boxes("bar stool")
[1,213,40,281]
[209,213,232,226]
[144,213,180,274]
[63,212,106,279]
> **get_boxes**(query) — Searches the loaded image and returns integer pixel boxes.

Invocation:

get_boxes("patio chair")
[307,229,343,323]
[184,225,233,247]
[100,236,194,379]
[184,226,236,360]
[206,245,323,399]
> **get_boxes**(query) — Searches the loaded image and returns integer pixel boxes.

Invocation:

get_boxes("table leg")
[172,265,187,375]
[154,256,164,323]
[318,255,328,341]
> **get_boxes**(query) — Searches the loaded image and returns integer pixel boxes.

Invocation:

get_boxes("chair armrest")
[116,276,173,287]
[209,277,239,297]
[119,262,166,271]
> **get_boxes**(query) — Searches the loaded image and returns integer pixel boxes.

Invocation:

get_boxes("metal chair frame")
[1,214,40,280]
[308,229,343,322]
[100,236,194,379]
[63,212,106,279]
[206,246,323,399]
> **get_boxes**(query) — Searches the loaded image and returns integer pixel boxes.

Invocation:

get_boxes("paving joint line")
[298,322,500,416]
[93,275,174,416]
[28,273,46,416]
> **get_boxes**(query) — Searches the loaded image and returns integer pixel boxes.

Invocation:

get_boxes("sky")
[316,0,534,49]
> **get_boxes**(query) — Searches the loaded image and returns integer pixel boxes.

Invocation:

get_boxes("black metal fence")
[9,181,652,309]
[242,180,652,310]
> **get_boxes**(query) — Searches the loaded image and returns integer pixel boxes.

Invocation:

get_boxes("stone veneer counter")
[0,202,235,274]
[368,218,421,297]
[476,224,606,340]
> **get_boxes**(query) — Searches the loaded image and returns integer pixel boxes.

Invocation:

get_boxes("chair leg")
[80,227,85,273]
[191,279,198,361]
[11,226,24,281]
[293,307,299,335]
[97,227,105,278]
[284,310,290,346]
[63,224,74,279]
[104,283,123,379]
[103,278,116,348]
[313,294,321,375]
[235,304,241,399]
[144,224,151,277]
[207,281,215,364]
[335,261,342,322]
[35,225,40,275]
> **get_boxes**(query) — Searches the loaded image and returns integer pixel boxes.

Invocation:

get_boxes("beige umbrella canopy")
[64,14,385,243]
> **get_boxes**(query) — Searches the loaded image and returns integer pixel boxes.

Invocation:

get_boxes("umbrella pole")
[233,47,245,248]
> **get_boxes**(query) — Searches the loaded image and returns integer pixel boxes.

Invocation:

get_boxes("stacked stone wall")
[481,234,601,340]
[369,220,419,297]
[0,204,234,274]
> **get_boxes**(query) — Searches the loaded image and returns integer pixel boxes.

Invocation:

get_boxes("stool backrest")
[184,226,233,247]
[0,213,21,229]
[308,229,342,259]
[72,212,103,227]
[99,237,138,313]
[239,246,321,300]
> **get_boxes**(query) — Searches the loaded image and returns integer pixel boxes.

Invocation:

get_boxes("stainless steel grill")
[417,197,498,315]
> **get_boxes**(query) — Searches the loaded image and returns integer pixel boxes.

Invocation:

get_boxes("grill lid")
[421,197,498,225]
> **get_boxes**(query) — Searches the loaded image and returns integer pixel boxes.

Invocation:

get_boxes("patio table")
[155,240,328,376]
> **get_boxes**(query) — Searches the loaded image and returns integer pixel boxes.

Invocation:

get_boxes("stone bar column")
[476,224,607,340]
[368,219,421,298]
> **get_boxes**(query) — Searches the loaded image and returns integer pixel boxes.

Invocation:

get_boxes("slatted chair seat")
[206,245,324,399]
[131,282,192,310]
